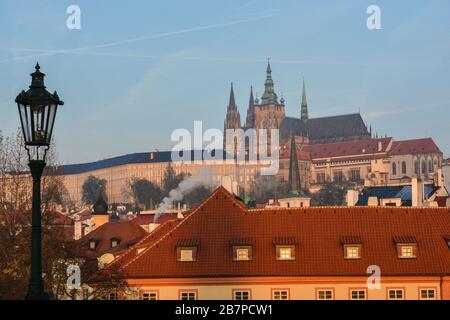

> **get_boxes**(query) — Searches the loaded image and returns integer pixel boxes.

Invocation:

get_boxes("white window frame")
[272,290,289,300]
[180,249,194,262]
[400,245,413,258]
[142,292,158,300]
[180,291,197,300]
[344,245,361,259]
[235,248,250,261]
[233,290,251,300]
[317,290,333,300]
[388,289,404,300]
[350,289,366,300]
[419,288,436,300]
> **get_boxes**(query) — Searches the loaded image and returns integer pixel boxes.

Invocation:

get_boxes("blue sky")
[0,0,449,164]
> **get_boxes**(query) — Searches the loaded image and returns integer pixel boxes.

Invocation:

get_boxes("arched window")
[428,159,433,172]
[392,162,397,175]
[414,160,419,175]
[401,161,407,175]
[422,159,427,174]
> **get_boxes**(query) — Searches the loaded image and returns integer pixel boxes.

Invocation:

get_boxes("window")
[397,244,417,259]
[419,289,436,300]
[316,172,326,183]
[350,169,360,181]
[276,246,295,260]
[233,246,252,261]
[272,290,289,300]
[108,292,118,300]
[344,245,361,259]
[177,247,197,262]
[233,290,251,300]
[422,160,427,174]
[388,289,404,300]
[317,290,333,300]
[428,159,433,172]
[89,240,96,250]
[180,291,197,300]
[401,161,407,175]
[333,171,343,182]
[82,288,90,300]
[350,289,366,300]
[142,292,158,300]
[392,162,397,175]
[414,160,419,174]
[111,238,120,248]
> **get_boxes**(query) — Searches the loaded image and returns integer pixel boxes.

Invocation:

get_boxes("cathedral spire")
[229,82,236,108]
[288,132,301,194]
[245,86,255,128]
[261,59,279,105]
[301,78,308,121]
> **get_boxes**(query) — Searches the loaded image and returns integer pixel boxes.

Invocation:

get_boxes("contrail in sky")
[0,14,273,63]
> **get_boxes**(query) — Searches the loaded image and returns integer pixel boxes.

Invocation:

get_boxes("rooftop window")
[233,246,252,261]
[394,236,417,259]
[177,247,197,262]
[276,245,295,261]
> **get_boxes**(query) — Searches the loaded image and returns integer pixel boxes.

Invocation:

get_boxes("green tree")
[248,174,289,205]
[311,180,354,206]
[82,175,107,205]
[130,178,161,210]
[162,163,185,197]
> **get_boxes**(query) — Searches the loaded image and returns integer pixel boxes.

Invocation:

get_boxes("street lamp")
[15,63,64,300]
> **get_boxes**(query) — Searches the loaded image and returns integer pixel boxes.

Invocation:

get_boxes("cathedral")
[224,60,372,146]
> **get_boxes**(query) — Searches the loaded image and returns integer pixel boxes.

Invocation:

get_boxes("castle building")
[224,60,371,147]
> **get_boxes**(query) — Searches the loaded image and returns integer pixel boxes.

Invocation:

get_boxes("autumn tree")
[82,175,107,205]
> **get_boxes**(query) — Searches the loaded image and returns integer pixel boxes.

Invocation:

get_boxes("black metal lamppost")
[15,63,64,300]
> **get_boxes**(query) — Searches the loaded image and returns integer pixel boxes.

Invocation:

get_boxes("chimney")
[368,196,379,206]
[346,190,359,206]
[435,169,444,188]
[378,141,382,152]
[74,220,82,240]
[412,177,424,207]
[177,202,184,220]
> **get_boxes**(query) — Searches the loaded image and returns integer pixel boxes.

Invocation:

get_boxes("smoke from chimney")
[154,167,215,222]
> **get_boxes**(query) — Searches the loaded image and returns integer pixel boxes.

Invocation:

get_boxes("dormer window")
[89,240,97,250]
[176,247,197,262]
[110,238,120,248]
[341,236,362,259]
[394,236,417,259]
[399,245,415,258]
[273,237,297,261]
[276,246,295,260]
[344,245,361,259]
[176,239,199,262]
[233,246,252,261]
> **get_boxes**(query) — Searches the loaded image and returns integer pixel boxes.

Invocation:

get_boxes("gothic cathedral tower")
[252,60,286,131]
[224,82,241,131]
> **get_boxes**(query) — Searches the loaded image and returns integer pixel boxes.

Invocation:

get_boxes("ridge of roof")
[117,187,246,271]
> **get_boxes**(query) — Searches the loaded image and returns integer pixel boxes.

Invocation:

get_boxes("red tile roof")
[78,220,148,257]
[388,138,442,156]
[110,187,450,278]
[306,137,392,160]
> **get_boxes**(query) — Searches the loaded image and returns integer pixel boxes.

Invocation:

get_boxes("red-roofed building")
[77,220,148,267]
[303,137,443,187]
[103,187,450,300]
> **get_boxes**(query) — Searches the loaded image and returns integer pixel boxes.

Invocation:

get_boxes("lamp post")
[15,63,64,300]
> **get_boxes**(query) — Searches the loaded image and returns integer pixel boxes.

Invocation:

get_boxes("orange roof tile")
[388,138,442,156]
[112,187,450,278]
[78,220,148,257]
